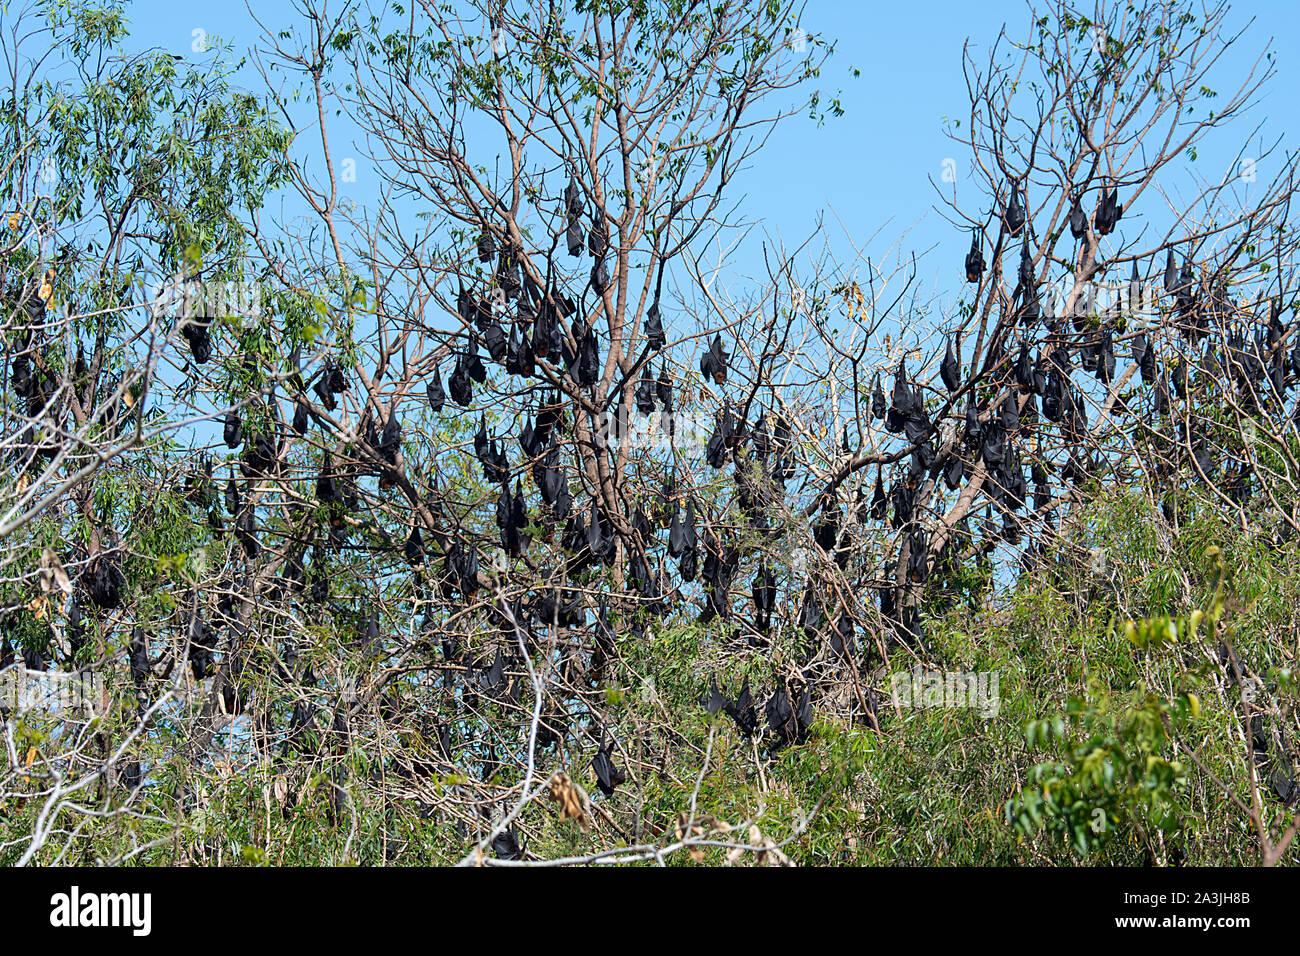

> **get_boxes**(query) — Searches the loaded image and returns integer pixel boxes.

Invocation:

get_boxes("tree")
[0,0,289,863]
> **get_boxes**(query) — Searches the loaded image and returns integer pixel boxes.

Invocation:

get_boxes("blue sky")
[113,0,1300,328]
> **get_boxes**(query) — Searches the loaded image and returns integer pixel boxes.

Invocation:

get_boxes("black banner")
[0,866,1283,943]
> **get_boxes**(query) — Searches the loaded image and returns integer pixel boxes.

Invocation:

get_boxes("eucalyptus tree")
[216,0,852,862]
[0,0,289,863]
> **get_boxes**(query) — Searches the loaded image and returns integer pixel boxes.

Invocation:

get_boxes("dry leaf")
[747,824,795,867]
[675,813,730,863]
[38,548,72,596]
[548,771,590,832]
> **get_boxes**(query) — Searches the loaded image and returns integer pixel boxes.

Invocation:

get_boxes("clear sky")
[112,0,1300,332]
